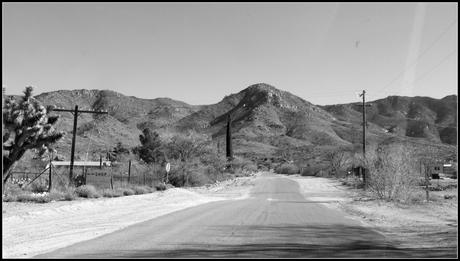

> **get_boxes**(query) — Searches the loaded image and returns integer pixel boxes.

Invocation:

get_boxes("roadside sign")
[85,168,111,188]
[165,162,171,173]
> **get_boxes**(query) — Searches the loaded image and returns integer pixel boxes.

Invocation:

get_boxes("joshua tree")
[226,114,233,160]
[3,86,65,182]
[133,128,163,164]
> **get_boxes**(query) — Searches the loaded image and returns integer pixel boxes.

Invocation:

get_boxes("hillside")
[322,95,458,145]
[176,84,360,155]
[32,89,201,157]
[4,85,457,173]
[4,89,201,172]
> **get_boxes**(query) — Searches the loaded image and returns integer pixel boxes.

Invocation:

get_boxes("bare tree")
[326,149,351,176]
[366,144,420,202]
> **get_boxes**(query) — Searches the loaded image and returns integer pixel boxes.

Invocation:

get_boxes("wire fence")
[7,160,167,191]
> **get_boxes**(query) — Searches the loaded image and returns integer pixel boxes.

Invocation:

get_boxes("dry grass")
[74,185,102,198]
[2,178,162,203]
[275,163,300,175]
[132,185,153,195]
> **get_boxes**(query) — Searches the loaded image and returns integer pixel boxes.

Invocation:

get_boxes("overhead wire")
[374,18,458,95]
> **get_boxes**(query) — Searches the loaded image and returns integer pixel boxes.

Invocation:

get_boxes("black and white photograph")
[2,2,458,259]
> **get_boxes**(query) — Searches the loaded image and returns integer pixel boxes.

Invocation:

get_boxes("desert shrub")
[235,158,258,175]
[3,183,24,196]
[300,166,319,176]
[200,153,227,172]
[111,188,126,197]
[75,185,101,198]
[132,186,151,195]
[102,189,116,198]
[2,184,77,202]
[49,190,77,202]
[32,195,53,203]
[314,169,330,177]
[16,193,36,202]
[230,157,257,174]
[121,188,135,196]
[2,194,18,202]
[155,183,167,191]
[30,182,49,193]
[103,187,136,197]
[167,160,211,187]
[275,163,300,175]
[200,154,227,182]
[258,165,269,171]
[243,163,258,173]
[187,170,212,186]
[165,131,209,162]
[334,169,349,178]
[76,122,94,135]
[169,168,210,187]
[16,192,52,203]
[366,144,420,202]
[325,149,352,177]
[340,176,364,188]
[63,187,77,201]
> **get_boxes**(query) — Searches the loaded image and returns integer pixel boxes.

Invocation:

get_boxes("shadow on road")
[67,224,457,258]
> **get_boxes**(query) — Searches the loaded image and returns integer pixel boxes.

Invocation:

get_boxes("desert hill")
[31,89,201,160]
[322,94,458,145]
[4,84,457,172]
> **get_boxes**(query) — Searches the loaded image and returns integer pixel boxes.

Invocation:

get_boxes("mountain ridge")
[4,84,457,169]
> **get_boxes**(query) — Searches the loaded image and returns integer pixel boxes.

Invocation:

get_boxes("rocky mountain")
[31,89,201,160]
[322,94,458,146]
[175,83,363,156]
[4,84,457,170]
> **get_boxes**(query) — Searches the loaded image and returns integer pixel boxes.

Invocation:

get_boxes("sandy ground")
[2,174,259,258]
[286,174,458,252]
[3,173,456,258]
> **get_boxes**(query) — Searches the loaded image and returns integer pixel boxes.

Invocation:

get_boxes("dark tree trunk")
[226,114,233,160]
[3,147,26,180]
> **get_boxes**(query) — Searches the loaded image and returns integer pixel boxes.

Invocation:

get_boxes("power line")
[368,48,457,99]
[410,48,457,84]
[375,18,458,95]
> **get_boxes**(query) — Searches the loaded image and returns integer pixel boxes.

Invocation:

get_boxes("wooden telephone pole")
[226,114,233,160]
[51,105,108,185]
[358,90,372,186]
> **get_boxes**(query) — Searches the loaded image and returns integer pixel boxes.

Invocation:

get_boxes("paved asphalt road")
[37,174,456,258]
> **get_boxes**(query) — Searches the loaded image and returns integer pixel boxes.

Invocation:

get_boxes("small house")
[427,163,443,179]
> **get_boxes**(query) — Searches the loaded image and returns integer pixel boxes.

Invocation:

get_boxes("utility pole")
[358,90,371,187]
[226,114,233,160]
[48,151,53,192]
[359,90,366,155]
[51,105,108,185]
[2,87,5,193]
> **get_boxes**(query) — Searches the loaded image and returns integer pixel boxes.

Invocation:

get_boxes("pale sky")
[2,2,458,105]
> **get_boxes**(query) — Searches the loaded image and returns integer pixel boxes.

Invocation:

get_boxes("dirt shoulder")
[286,175,458,254]
[2,173,260,258]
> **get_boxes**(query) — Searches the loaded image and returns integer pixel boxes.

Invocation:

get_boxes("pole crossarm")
[49,105,108,185]
[52,108,109,114]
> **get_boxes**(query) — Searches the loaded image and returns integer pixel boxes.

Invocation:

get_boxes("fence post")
[128,160,131,184]
[423,161,429,201]
[110,164,114,190]
[362,167,367,189]
[121,165,123,187]
[152,163,155,187]
[48,160,52,192]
